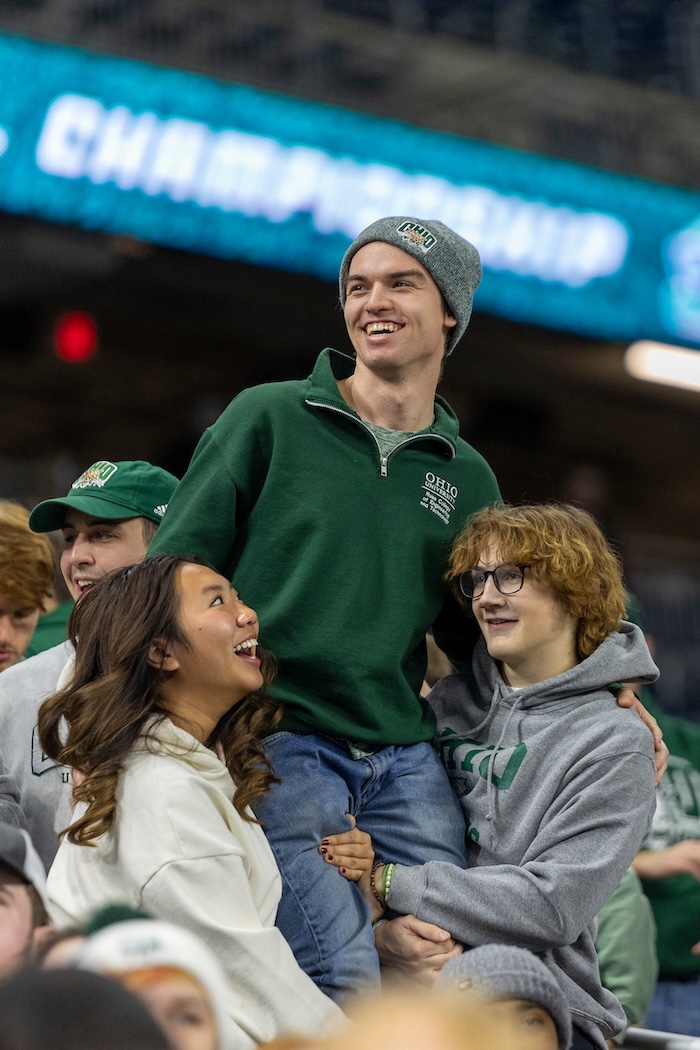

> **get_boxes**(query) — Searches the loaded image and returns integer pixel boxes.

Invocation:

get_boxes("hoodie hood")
[430,618,657,860]
[463,621,658,824]
[131,715,230,781]
[471,620,658,714]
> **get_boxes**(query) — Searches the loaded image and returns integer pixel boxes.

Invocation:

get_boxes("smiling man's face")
[60,510,149,601]
[343,241,456,377]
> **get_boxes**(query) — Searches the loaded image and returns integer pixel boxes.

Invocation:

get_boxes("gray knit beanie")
[338,216,482,356]
[435,944,572,1049]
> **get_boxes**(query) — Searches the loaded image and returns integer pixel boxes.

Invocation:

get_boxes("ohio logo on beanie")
[396,221,437,254]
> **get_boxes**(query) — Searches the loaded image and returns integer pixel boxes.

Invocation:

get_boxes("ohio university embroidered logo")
[420,471,457,524]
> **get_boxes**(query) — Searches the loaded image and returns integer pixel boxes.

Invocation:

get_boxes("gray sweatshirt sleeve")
[0,747,28,830]
[388,748,656,952]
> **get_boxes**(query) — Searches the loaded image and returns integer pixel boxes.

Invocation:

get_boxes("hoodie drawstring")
[484,692,525,843]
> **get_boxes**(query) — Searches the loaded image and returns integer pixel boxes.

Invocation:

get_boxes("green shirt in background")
[24,599,74,659]
[638,690,700,980]
[596,867,658,1030]
[625,590,700,980]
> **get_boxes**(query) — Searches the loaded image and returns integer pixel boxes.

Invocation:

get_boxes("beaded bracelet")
[381,862,396,903]
[369,860,386,909]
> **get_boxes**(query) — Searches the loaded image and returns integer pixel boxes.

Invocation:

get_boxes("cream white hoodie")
[46,715,343,1050]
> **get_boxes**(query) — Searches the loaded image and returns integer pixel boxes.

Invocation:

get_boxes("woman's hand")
[318,816,385,921]
[318,814,374,882]
[374,915,463,984]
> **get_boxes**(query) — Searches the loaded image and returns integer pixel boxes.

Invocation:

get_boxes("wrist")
[382,861,396,903]
[369,861,396,911]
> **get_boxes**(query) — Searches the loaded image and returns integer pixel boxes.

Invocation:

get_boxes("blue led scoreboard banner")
[1,31,700,346]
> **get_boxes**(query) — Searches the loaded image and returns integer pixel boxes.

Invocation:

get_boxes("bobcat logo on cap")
[397,221,437,254]
[71,461,118,489]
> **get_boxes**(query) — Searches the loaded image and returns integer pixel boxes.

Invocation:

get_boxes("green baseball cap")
[29,460,179,533]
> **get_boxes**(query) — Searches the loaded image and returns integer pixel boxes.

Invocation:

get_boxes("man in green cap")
[0,460,178,870]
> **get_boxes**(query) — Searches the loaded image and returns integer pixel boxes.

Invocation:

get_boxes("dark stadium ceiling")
[0,4,699,571]
[0,0,699,340]
[0,0,698,188]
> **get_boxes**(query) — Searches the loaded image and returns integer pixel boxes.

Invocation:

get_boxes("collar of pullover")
[307,347,461,445]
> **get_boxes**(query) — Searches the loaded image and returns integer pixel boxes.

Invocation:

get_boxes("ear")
[443,312,458,329]
[148,638,180,672]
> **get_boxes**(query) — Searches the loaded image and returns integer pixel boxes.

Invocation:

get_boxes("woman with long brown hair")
[39,556,343,1050]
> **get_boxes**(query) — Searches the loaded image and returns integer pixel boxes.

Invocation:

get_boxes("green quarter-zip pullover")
[149,348,500,744]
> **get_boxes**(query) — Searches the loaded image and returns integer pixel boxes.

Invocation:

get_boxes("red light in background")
[53,312,98,363]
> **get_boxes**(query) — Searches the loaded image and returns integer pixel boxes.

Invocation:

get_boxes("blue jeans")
[253,732,468,1003]
[645,979,700,1036]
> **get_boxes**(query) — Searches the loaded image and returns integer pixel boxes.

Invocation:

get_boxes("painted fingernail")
[327,853,334,861]
[320,847,327,854]
[321,839,330,845]
[339,867,346,875]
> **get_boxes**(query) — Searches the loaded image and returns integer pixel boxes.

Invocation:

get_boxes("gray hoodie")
[0,641,74,869]
[388,621,658,1050]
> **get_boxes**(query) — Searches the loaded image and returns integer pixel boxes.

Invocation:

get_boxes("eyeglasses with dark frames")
[459,564,530,601]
